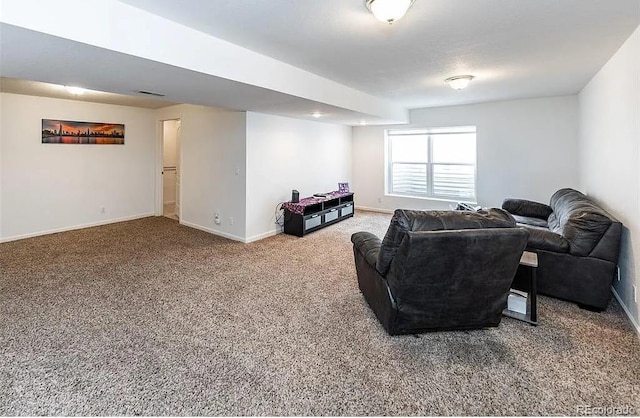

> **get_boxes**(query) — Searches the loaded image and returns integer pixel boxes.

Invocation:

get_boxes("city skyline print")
[42,119,125,144]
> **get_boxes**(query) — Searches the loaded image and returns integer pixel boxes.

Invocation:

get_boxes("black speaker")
[291,189,299,203]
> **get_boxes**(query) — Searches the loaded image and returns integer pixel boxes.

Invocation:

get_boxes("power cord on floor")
[275,202,285,227]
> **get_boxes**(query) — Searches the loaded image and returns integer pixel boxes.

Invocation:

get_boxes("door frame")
[155,118,182,219]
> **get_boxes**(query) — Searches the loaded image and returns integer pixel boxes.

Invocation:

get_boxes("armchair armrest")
[502,198,553,220]
[351,232,381,268]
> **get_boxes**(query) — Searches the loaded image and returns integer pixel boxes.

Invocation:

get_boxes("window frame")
[385,126,477,202]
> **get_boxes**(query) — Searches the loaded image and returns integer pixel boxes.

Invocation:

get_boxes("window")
[386,126,476,201]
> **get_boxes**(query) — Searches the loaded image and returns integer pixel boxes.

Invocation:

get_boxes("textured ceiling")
[120,0,640,109]
[1,0,638,123]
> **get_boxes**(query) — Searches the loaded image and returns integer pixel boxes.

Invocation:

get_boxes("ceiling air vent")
[135,90,166,97]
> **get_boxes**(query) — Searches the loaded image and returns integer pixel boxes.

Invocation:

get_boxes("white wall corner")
[612,286,640,338]
[179,219,246,243]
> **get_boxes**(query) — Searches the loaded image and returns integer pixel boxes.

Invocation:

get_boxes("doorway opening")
[162,119,181,220]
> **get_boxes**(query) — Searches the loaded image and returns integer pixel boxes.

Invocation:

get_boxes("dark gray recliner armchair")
[351,209,528,335]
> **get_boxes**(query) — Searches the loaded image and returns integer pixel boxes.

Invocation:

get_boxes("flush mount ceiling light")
[64,85,86,95]
[311,111,323,118]
[445,75,475,90]
[365,0,415,24]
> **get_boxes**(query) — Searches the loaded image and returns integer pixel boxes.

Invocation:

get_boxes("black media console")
[283,192,354,237]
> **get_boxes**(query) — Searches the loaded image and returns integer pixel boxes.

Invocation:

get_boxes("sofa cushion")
[547,212,561,232]
[376,208,516,276]
[549,188,613,256]
[513,214,549,228]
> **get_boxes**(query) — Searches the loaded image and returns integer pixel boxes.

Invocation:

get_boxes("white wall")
[353,96,580,211]
[157,104,247,241]
[162,119,178,205]
[245,112,352,241]
[0,93,156,242]
[0,97,348,244]
[0,92,3,239]
[579,25,640,331]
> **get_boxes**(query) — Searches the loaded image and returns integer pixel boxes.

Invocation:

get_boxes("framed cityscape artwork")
[42,119,125,144]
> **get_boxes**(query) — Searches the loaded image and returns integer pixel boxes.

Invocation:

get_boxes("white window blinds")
[387,127,477,201]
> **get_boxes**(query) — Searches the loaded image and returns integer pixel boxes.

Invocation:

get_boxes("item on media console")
[313,193,330,198]
[338,182,350,193]
[291,189,299,203]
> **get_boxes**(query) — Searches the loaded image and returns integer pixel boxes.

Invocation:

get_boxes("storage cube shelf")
[282,192,354,237]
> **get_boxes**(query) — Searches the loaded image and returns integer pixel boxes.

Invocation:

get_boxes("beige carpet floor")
[0,211,638,415]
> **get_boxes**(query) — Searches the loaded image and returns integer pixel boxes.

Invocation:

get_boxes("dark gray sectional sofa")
[502,188,622,310]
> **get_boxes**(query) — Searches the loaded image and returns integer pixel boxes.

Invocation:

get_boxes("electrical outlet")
[214,213,221,225]
[633,285,637,303]
[229,217,234,225]
[377,197,382,203]
[100,207,105,214]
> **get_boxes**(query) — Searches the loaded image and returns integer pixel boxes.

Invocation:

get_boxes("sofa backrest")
[376,208,516,276]
[385,228,528,330]
[548,188,621,259]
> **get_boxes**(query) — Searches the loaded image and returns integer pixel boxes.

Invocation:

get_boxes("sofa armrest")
[351,232,382,268]
[525,226,570,253]
[502,198,553,220]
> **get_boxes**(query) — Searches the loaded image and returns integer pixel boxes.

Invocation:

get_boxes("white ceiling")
[1,0,638,124]
[0,21,397,125]
[120,0,640,108]
[0,77,179,109]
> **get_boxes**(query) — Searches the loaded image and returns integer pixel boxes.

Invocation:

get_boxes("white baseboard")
[179,221,283,244]
[179,220,246,243]
[355,205,394,214]
[612,286,640,337]
[245,228,281,243]
[0,213,155,243]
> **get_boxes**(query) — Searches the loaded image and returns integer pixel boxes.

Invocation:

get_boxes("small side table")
[503,251,538,325]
